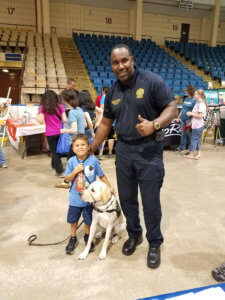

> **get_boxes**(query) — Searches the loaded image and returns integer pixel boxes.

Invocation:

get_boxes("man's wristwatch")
[153,121,161,131]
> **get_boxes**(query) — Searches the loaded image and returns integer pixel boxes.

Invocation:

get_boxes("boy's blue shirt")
[65,155,104,207]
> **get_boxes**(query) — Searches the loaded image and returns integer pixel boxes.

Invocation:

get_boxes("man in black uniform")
[90,44,177,268]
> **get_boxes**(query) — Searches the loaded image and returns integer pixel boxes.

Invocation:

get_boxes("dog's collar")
[93,195,114,211]
[93,199,121,218]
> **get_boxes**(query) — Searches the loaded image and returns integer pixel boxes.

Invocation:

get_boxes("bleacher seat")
[74,33,213,96]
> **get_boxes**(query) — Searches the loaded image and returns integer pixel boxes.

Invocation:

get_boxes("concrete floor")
[0,139,225,300]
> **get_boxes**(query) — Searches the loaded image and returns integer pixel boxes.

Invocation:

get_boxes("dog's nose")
[79,191,83,196]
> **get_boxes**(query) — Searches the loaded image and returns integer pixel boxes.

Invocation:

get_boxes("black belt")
[118,134,156,145]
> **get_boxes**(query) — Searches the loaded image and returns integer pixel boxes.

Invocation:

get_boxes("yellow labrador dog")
[78,181,126,260]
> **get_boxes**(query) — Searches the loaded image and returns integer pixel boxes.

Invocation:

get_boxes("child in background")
[185,89,207,160]
[64,134,114,254]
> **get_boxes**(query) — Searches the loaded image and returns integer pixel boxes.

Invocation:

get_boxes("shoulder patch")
[112,99,120,106]
[136,88,144,99]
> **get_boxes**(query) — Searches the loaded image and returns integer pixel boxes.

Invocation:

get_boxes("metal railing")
[0,22,36,30]
[164,37,209,44]
[217,41,225,46]
[72,28,133,38]
[141,34,152,40]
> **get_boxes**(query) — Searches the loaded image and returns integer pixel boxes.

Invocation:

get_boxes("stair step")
[59,38,96,99]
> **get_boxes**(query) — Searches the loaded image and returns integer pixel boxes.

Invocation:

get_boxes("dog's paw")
[99,250,107,260]
[95,231,103,239]
[111,235,119,244]
[78,250,89,260]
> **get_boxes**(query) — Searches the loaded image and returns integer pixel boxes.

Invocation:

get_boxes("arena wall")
[0,0,225,45]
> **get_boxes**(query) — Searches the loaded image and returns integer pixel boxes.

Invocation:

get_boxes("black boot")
[122,235,143,256]
[147,246,161,268]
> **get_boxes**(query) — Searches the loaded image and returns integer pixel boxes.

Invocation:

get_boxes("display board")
[0,97,12,119]
[218,89,225,105]
[204,90,219,106]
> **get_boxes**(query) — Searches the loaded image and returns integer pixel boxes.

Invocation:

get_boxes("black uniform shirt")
[103,68,174,141]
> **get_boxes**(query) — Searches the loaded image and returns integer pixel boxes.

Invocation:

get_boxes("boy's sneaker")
[84,234,95,252]
[97,155,103,160]
[107,154,113,158]
[65,236,78,255]
[55,172,65,178]
[0,164,8,168]
[212,262,225,282]
[55,181,70,188]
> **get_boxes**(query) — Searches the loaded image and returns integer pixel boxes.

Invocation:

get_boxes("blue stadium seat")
[96,66,104,72]
[99,72,108,79]
[167,73,173,79]
[174,79,180,86]
[102,79,112,86]
[90,71,98,78]
[173,85,181,93]
[94,84,102,94]
[93,78,102,84]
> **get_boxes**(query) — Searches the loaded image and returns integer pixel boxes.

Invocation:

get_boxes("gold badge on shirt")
[112,99,120,106]
[136,88,144,99]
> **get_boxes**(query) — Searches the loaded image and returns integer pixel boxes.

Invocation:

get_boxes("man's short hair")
[102,86,109,93]
[67,78,75,84]
[72,133,89,145]
[111,44,133,56]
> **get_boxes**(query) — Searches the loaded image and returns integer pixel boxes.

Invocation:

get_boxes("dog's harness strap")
[93,200,121,218]
[116,201,121,218]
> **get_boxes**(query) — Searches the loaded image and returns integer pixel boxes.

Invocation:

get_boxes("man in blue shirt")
[90,44,177,268]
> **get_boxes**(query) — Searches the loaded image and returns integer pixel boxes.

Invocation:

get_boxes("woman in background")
[175,85,196,152]
[185,89,207,160]
[61,90,85,160]
[37,90,67,176]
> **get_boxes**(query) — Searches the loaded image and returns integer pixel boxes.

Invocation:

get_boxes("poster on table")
[0,97,12,119]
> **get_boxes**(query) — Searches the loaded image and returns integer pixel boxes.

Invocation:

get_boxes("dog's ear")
[100,186,110,203]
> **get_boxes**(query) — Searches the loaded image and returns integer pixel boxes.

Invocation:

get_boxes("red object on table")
[6,119,35,141]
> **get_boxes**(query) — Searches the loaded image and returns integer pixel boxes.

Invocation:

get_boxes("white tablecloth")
[8,124,45,149]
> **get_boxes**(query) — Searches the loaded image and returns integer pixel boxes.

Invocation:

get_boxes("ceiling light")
[2,69,9,73]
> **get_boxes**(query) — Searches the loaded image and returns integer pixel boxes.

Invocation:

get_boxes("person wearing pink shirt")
[37,90,67,176]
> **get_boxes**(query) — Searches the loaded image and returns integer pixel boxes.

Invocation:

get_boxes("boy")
[64,133,114,254]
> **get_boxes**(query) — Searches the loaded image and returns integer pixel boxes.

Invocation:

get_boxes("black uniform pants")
[115,140,164,247]
[47,135,64,174]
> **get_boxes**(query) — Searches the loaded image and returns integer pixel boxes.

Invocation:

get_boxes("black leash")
[27,220,84,246]
[28,157,91,247]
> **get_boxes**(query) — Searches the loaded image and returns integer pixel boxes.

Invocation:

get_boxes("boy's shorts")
[67,205,92,225]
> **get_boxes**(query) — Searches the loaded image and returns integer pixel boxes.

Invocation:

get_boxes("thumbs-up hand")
[136,114,154,136]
